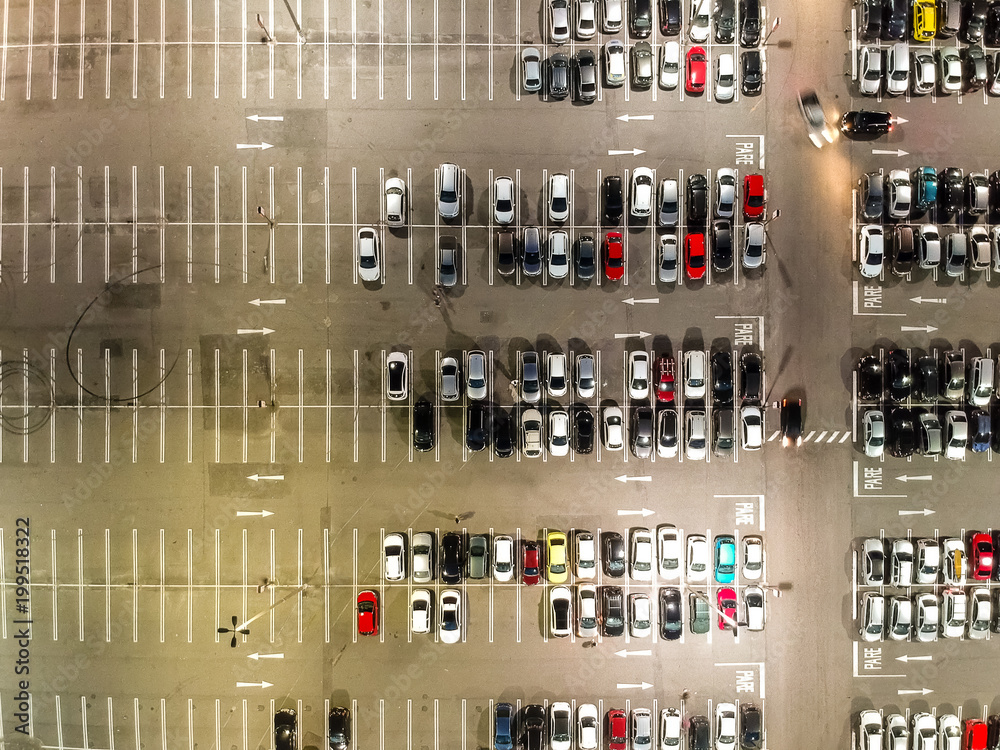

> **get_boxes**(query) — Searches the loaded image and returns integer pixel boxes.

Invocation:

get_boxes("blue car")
[912,166,937,212]
[714,535,736,584]
[970,410,992,453]
[494,702,514,750]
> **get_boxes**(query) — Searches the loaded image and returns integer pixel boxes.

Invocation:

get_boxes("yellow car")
[912,0,936,41]
[546,531,569,583]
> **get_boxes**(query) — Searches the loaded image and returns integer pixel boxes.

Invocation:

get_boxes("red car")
[717,588,737,631]
[970,532,994,581]
[604,231,624,280]
[357,590,379,636]
[742,174,766,220]
[964,719,987,750]
[685,46,706,93]
[655,356,676,403]
[685,232,706,280]
[523,541,540,585]
[607,709,627,750]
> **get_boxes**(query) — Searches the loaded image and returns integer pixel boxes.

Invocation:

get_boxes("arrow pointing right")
[617,508,655,516]
[236,142,274,150]
[614,331,652,339]
[236,681,274,689]
[898,508,935,516]
[897,688,933,696]
[236,510,275,517]
[896,475,932,482]
[607,148,646,156]
[237,327,275,335]
[871,148,909,156]
[909,296,946,305]
[617,682,654,690]
[900,325,938,333]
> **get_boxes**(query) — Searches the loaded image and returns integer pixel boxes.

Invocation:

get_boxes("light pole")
[256,14,275,44]
[762,16,781,46]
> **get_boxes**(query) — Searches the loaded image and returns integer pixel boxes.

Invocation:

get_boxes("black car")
[857,355,884,401]
[521,705,545,750]
[441,532,463,584]
[547,54,569,99]
[779,398,802,447]
[881,0,906,39]
[688,715,711,750]
[739,703,762,750]
[329,707,351,750]
[840,110,894,135]
[629,0,654,36]
[576,235,596,280]
[971,409,992,453]
[739,0,762,45]
[603,176,624,224]
[986,3,1000,45]
[658,587,682,640]
[860,172,883,220]
[493,408,514,458]
[715,0,736,42]
[573,49,598,103]
[413,398,435,452]
[686,173,708,224]
[739,351,763,402]
[575,406,595,454]
[711,351,734,405]
[630,407,654,457]
[741,51,762,95]
[522,226,542,275]
[939,167,964,216]
[600,585,625,637]
[496,230,516,277]
[889,408,916,458]
[987,713,1000,750]
[659,0,681,34]
[891,225,914,276]
[886,349,912,401]
[913,356,939,402]
[602,531,626,577]
[711,220,733,272]
[275,709,297,750]
[963,0,988,42]
[963,45,988,91]
[466,402,488,452]
[857,0,883,39]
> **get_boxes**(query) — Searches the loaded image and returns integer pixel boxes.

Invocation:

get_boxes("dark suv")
[601,586,625,636]
[441,532,463,584]
[886,349,913,402]
[686,174,708,224]
[575,406,595,454]
[629,0,653,37]
[603,176,624,224]
[521,705,545,750]
[740,0,762,44]
[715,0,735,42]
[413,398,435,452]
[659,587,682,640]
[938,167,964,216]
[739,351,762,402]
[659,0,681,34]
[739,703,762,750]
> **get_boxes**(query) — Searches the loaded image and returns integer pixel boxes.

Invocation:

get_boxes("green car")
[689,593,710,634]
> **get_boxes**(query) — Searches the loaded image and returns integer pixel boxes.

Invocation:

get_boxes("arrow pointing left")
[616,114,655,122]
[614,649,653,657]
[617,682,654,690]
[909,296,946,304]
[622,298,660,306]
[896,475,932,482]
[614,476,653,484]
[236,510,275,517]
[237,327,275,335]
[236,681,274,688]
[247,474,285,482]
[895,655,932,663]
[248,652,285,660]
[249,298,286,306]
[246,115,285,122]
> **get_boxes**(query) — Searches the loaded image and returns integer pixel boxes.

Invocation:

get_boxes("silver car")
[357,227,380,282]
[521,352,541,404]
[522,47,542,92]
[859,45,882,95]
[658,234,678,283]
[885,42,909,96]
[549,0,571,43]
[658,178,679,226]
[438,235,459,287]
[685,410,707,461]
[493,176,515,225]
[440,357,461,401]
[914,592,938,643]
[576,354,596,399]
[937,46,962,94]
[742,222,765,269]
[576,0,598,37]
[862,409,885,458]
[911,51,935,95]
[659,41,679,89]
[467,350,487,400]
[412,532,434,583]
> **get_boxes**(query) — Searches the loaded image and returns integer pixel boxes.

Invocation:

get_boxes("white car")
[440,357,460,402]
[714,53,735,103]
[385,177,407,227]
[714,703,736,750]
[632,709,653,750]
[683,350,706,399]
[438,589,462,643]
[914,592,938,643]
[576,531,597,579]
[411,589,432,634]
[549,230,570,279]
[657,524,681,579]
[659,234,678,283]
[550,0,571,43]
[859,45,882,95]
[412,532,434,582]
[911,713,936,750]
[715,168,736,218]
[859,225,884,278]
[604,40,627,86]
[659,42,680,89]
[689,0,710,41]
[740,406,762,450]
[742,536,763,580]
[862,409,885,458]
[357,227,380,282]
[547,353,569,397]
[493,176,515,225]
[628,351,650,399]
[887,596,911,641]
[578,584,599,637]
[885,42,909,96]
[889,539,913,587]
[685,410,707,461]
[630,528,653,580]
[686,534,708,582]
[938,715,960,750]
[743,222,765,269]
[522,47,542,92]
[549,173,570,223]
[631,167,654,218]
[744,585,765,631]
[576,354,597,399]
[466,350,487,401]
[603,406,624,450]
[578,704,600,750]
[493,535,514,581]
[968,587,991,640]
[521,408,543,458]
[576,0,597,37]
[383,532,406,580]
[886,169,911,218]
[549,410,570,456]
[628,593,652,637]
[656,409,679,458]
[550,587,573,638]
[914,538,940,585]
[858,711,883,750]
[940,588,966,638]
[943,410,967,460]
[603,0,623,31]
[550,703,573,750]
[659,708,681,750]
[386,352,408,401]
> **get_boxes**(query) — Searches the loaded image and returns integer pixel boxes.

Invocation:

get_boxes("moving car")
[438,235,459,287]
[840,110,895,135]
[413,399,434,452]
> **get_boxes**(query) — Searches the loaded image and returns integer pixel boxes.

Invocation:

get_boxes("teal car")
[912,167,937,212]
[714,534,736,584]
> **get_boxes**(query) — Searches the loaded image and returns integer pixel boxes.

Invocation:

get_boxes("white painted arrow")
[896,655,932,663]
[622,298,660,306]
[236,142,274,150]
[607,148,646,156]
[616,114,655,122]
[614,476,653,484]
[900,325,937,333]
[615,649,653,657]
[617,682,654,690]
[236,681,274,688]
[896,475,932,482]
[897,688,933,696]
[248,652,285,660]
[617,507,655,516]
[898,509,935,516]
[871,148,909,156]
[893,116,909,124]
[237,327,275,335]
[614,331,652,339]
[249,298,286,306]
[247,474,285,482]
[246,115,285,122]
[909,296,946,304]
[236,510,275,518]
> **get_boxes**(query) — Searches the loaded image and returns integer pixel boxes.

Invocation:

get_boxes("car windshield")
[358,601,374,613]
